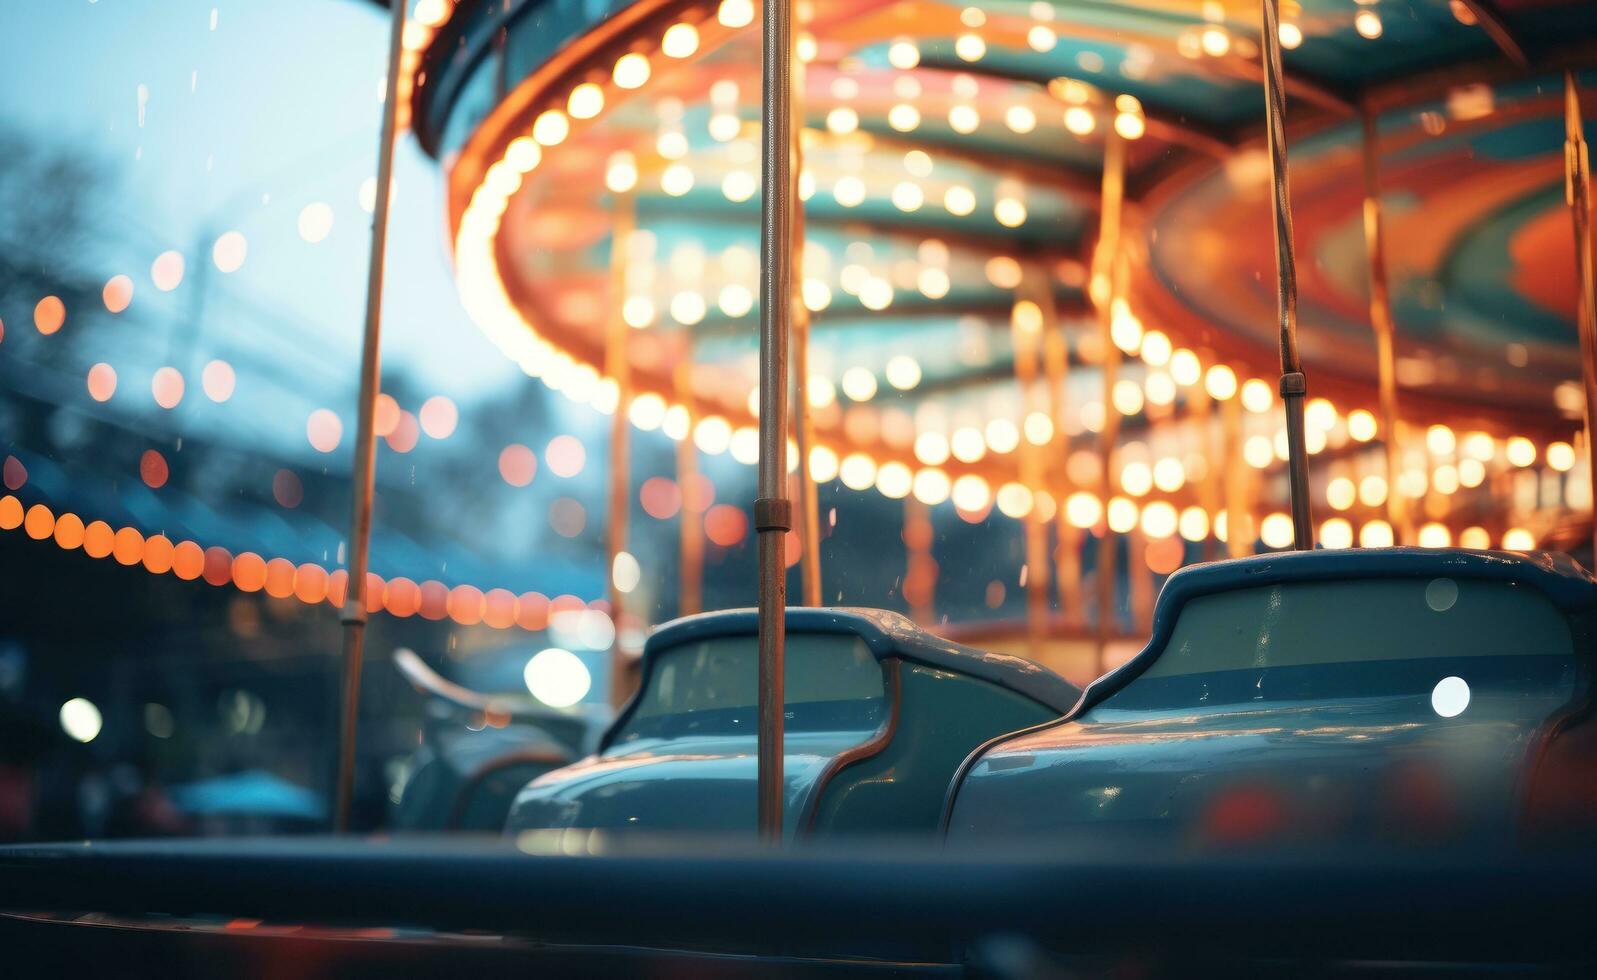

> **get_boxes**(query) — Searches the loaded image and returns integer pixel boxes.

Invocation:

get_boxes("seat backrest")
[506,607,1076,838]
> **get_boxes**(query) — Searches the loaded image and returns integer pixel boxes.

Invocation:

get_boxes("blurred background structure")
[0,0,1593,839]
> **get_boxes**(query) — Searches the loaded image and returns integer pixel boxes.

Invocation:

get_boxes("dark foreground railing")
[1,834,1594,976]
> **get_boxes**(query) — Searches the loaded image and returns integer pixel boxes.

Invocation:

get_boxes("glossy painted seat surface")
[946,549,1597,847]
[507,607,1078,839]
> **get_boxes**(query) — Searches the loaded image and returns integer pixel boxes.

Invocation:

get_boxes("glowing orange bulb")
[295,563,329,604]
[419,395,458,439]
[23,503,54,540]
[152,367,185,409]
[202,360,236,402]
[34,296,65,335]
[0,495,24,531]
[232,552,268,592]
[150,251,185,291]
[265,558,297,598]
[103,275,134,314]
[307,409,343,453]
[112,526,145,566]
[53,511,85,550]
[449,585,486,625]
[499,444,537,486]
[142,534,175,574]
[87,363,117,402]
[517,592,551,632]
[484,588,518,629]
[173,541,206,580]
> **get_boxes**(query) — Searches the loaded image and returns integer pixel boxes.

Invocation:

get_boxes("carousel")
[405,0,1597,696]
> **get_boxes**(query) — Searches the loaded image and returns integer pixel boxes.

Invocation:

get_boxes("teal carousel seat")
[505,607,1078,839]
[944,548,1597,847]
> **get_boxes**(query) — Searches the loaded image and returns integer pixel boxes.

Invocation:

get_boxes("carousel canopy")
[409,0,1597,557]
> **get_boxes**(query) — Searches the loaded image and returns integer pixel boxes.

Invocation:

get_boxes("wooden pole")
[605,196,635,708]
[1092,133,1126,673]
[755,0,794,842]
[1011,284,1047,661]
[791,58,822,607]
[1259,0,1314,550]
[333,0,407,833]
[1360,108,1412,545]
[676,363,704,616]
[1564,72,1597,559]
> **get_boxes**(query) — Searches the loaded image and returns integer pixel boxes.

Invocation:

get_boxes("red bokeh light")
[418,580,450,620]
[140,449,169,489]
[272,469,304,508]
[705,504,748,547]
[3,456,26,491]
[386,410,419,452]
[639,476,681,519]
[498,444,536,486]
[682,473,716,513]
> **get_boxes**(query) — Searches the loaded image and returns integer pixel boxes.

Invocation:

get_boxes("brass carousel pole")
[791,59,822,608]
[333,0,406,833]
[1035,263,1082,630]
[1037,269,1082,626]
[755,0,794,841]
[903,497,936,624]
[1260,0,1314,549]
[605,195,635,707]
[1360,108,1412,545]
[676,363,704,616]
[1564,72,1597,559]
[1093,131,1126,671]
[1012,283,1047,661]
[1223,396,1249,557]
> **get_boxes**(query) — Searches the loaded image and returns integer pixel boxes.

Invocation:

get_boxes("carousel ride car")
[504,606,1078,836]
[6,0,1597,975]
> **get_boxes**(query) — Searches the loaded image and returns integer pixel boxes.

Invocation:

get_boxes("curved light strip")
[0,493,608,632]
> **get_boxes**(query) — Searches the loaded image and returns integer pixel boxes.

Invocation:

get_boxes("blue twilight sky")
[0,0,522,438]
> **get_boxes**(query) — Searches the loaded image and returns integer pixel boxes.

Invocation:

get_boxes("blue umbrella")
[168,770,325,821]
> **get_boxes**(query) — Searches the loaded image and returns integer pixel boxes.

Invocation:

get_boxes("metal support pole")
[1194,387,1220,561]
[1092,133,1126,672]
[791,58,822,608]
[1564,72,1597,559]
[676,363,704,617]
[1129,528,1154,631]
[606,196,635,708]
[903,497,936,624]
[1223,397,1250,557]
[1035,266,1083,626]
[1359,108,1412,545]
[334,0,406,833]
[1011,283,1047,661]
[755,0,794,842]
[1260,0,1314,550]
